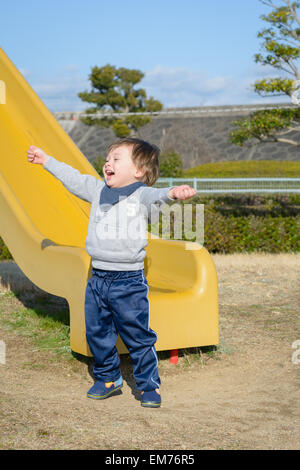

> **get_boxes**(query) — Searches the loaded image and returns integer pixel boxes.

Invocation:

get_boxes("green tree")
[230,0,300,148]
[159,150,184,177]
[78,64,162,137]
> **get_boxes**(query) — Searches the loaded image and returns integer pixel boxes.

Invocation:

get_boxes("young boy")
[27,138,196,408]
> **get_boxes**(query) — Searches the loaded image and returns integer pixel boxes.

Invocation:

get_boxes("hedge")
[150,194,300,254]
[1,194,299,260]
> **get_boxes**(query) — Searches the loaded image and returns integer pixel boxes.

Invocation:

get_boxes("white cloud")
[141,65,292,108]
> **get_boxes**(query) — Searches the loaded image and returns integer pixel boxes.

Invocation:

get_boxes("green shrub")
[201,194,300,253]
[159,150,183,177]
[92,154,105,177]
[149,194,300,254]
[203,209,299,253]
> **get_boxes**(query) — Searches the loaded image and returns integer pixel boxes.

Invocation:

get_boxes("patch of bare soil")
[0,253,299,450]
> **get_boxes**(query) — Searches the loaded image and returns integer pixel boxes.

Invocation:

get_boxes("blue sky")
[0,0,291,111]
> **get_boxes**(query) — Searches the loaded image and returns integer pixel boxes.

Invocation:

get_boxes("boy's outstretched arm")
[27,145,104,203]
[139,184,197,222]
[139,184,196,209]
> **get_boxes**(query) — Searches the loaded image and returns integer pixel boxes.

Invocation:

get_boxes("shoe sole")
[141,401,161,408]
[87,383,123,400]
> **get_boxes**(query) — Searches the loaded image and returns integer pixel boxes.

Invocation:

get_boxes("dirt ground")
[0,253,299,450]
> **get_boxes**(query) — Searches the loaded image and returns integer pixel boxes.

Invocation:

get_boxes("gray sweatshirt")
[43,156,176,271]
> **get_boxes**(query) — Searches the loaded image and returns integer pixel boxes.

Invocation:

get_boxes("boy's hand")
[169,185,197,200]
[27,145,49,165]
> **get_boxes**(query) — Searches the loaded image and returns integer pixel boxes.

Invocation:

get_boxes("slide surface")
[0,48,219,355]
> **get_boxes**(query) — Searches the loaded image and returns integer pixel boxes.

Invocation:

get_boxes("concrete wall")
[54,105,300,169]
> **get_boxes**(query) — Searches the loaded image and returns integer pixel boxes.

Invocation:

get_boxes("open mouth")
[105,169,115,177]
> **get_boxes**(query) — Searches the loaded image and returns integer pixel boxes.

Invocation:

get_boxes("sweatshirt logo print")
[94,201,147,242]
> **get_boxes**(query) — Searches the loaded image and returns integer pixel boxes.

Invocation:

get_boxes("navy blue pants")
[84,268,161,391]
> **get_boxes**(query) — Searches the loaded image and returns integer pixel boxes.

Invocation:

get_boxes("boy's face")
[103,145,145,188]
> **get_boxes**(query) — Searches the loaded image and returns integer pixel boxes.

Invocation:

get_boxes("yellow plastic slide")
[0,48,219,356]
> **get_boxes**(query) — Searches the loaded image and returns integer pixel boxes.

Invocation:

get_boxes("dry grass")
[212,252,300,269]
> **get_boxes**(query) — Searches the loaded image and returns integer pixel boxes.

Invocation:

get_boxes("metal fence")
[154,177,300,194]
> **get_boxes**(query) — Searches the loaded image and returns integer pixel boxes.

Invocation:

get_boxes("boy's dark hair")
[107,137,160,186]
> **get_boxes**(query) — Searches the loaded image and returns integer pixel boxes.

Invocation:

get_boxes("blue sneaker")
[141,389,161,408]
[87,376,123,400]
